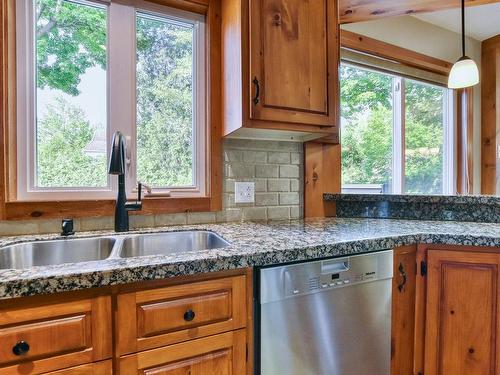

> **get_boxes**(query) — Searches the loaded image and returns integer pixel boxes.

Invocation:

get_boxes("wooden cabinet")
[391,245,417,375]
[115,275,247,355]
[424,249,500,375]
[222,0,339,141]
[118,330,246,375]
[43,360,112,374]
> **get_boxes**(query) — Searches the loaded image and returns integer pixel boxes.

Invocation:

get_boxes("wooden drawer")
[118,330,246,375]
[116,275,247,355]
[42,360,112,374]
[0,295,112,375]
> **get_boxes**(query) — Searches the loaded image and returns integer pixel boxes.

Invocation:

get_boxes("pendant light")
[448,0,479,89]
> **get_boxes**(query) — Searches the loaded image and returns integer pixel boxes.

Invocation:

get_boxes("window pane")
[35,0,108,188]
[136,12,194,188]
[340,64,394,193]
[404,80,445,194]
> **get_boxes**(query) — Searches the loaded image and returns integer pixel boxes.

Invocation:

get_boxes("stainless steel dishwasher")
[256,250,393,375]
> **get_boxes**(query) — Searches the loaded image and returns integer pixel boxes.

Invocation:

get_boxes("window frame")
[340,61,457,195]
[16,0,207,201]
[0,0,222,220]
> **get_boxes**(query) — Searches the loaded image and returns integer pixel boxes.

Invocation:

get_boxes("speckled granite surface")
[0,218,499,299]
[324,194,500,223]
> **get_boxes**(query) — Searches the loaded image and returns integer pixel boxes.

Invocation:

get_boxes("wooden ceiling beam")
[339,0,500,24]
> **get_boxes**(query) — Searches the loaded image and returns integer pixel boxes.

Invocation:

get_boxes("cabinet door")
[43,360,112,374]
[425,250,500,375]
[118,330,246,375]
[249,0,338,127]
[391,245,417,375]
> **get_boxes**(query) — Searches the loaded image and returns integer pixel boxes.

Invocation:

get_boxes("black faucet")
[108,131,143,232]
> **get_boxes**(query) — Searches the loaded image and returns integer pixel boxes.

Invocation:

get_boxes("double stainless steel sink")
[0,231,230,270]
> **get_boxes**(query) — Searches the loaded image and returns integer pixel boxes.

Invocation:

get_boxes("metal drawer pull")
[253,77,260,105]
[184,309,195,322]
[12,341,30,356]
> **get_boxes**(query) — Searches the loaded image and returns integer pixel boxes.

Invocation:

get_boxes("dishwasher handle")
[321,258,349,274]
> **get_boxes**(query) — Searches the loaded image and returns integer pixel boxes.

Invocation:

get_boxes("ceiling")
[413,2,500,41]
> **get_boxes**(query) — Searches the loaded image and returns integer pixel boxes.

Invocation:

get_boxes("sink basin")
[120,231,230,258]
[0,237,116,269]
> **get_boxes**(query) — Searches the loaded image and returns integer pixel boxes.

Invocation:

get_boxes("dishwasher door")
[258,250,393,375]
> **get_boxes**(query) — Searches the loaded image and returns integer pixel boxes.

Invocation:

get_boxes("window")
[16,0,206,200]
[340,63,455,195]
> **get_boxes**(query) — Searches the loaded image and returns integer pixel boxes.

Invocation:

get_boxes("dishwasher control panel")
[259,250,394,303]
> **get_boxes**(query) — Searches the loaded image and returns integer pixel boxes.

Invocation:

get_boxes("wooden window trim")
[0,0,222,221]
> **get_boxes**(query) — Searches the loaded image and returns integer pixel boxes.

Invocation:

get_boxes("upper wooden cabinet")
[221,0,339,141]
[424,249,500,375]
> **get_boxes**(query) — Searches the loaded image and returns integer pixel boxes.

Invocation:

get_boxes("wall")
[0,139,303,236]
[343,15,482,194]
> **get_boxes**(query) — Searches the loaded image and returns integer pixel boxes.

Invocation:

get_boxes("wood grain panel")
[481,34,500,195]
[44,360,112,375]
[304,142,339,218]
[0,295,111,374]
[137,291,231,337]
[0,315,91,365]
[249,0,338,126]
[341,30,452,75]
[116,276,247,355]
[118,330,246,375]
[391,245,417,375]
[339,0,500,24]
[425,250,500,375]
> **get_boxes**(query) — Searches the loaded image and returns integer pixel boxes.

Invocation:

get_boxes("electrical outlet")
[235,182,255,204]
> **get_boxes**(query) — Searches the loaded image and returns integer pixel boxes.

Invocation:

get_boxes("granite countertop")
[0,218,499,299]
[323,193,500,205]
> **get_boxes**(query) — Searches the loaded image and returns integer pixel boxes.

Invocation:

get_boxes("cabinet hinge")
[420,261,427,276]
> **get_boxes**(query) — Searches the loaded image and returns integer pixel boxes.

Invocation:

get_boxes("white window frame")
[16,0,207,201]
[340,62,456,195]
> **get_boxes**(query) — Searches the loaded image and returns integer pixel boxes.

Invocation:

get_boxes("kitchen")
[0,0,499,374]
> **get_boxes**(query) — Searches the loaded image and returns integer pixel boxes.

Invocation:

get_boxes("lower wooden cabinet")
[118,330,246,375]
[424,249,500,375]
[43,360,112,374]
[391,245,417,375]
[0,295,112,375]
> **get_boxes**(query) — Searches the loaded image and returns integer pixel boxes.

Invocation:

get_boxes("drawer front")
[42,360,112,374]
[117,275,247,355]
[0,295,112,375]
[118,330,246,375]
[0,314,91,364]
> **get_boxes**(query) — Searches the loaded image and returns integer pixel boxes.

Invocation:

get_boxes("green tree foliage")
[37,97,107,187]
[135,15,194,187]
[341,65,445,194]
[36,0,106,96]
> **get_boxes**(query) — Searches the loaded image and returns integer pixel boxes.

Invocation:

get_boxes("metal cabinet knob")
[12,341,30,356]
[184,309,195,322]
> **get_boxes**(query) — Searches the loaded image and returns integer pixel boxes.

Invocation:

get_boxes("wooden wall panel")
[304,142,340,218]
[339,0,500,24]
[481,35,500,195]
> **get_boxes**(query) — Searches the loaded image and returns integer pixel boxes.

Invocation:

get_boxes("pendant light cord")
[461,0,466,57]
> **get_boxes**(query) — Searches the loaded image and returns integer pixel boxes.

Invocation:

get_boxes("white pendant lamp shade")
[448,0,480,89]
[448,56,479,89]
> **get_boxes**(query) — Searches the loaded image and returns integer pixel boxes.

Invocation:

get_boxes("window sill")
[3,196,220,221]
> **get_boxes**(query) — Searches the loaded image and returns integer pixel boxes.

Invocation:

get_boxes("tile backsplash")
[0,139,304,236]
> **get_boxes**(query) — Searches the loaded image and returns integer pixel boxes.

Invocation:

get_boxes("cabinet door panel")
[250,0,338,126]
[425,250,500,375]
[118,330,246,375]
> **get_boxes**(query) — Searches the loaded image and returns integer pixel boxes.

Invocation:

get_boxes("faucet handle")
[137,182,152,202]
